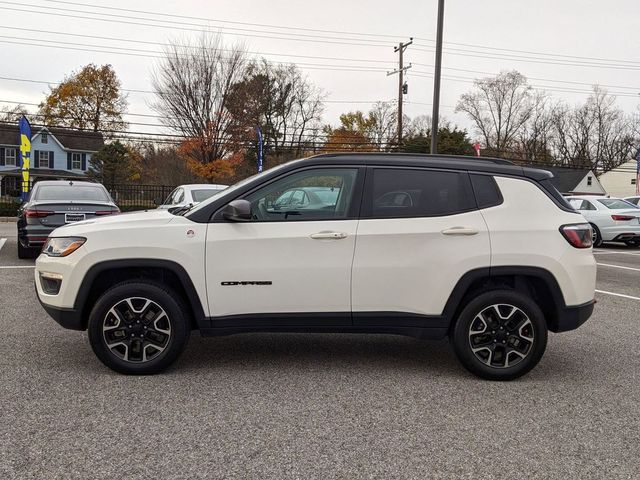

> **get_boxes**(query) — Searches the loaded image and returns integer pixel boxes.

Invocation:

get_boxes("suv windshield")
[597,198,638,210]
[35,185,109,202]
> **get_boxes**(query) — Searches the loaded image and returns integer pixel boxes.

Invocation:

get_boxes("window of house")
[71,153,82,170]
[632,178,637,185]
[5,148,17,166]
[38,151,50,168]
[41,132,48,144]
[587,176,592,186]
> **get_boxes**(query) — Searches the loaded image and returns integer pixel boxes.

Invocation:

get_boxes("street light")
[430,0,445,154]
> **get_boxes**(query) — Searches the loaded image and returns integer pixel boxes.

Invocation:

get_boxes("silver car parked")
[156,184,228,212]
[566,195,640,247]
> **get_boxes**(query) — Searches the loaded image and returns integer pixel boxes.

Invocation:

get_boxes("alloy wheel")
[468,304,534,368]
[102,297,171,363]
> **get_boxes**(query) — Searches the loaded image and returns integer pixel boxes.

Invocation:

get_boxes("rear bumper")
[551,299,595,333]
[18,225,55,247]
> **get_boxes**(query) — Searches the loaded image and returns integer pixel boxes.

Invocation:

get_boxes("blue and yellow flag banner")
[18,116,31,202]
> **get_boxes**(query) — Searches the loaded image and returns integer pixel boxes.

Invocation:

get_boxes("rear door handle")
[441,227,479,236]
[310,231,348,240]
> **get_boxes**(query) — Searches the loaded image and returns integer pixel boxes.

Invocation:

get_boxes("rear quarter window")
[470,174,503,209]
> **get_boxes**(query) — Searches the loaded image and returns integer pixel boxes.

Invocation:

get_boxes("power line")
[0,4,393,48]
[1,25,638,93]
[38,0,408,42]
[37,0,640,67]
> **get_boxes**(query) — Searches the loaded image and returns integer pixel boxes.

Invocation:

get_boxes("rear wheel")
[451,290,548,381]
[590,223,603,247]
[88,281,190,374]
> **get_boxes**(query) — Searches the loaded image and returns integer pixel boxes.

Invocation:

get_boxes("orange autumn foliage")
[178,137,243,183]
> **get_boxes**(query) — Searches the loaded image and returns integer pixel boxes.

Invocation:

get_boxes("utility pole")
[430,0,445,154]
[387,38,412,147]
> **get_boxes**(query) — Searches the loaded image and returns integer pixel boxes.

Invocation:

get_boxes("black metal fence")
[104,184,176,211]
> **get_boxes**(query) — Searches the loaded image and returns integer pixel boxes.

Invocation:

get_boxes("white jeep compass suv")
[35,154,596,380]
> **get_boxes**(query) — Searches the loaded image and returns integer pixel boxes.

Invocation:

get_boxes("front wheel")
[88,281,191,374]
[451,290,548,381]
[624,239,640,248]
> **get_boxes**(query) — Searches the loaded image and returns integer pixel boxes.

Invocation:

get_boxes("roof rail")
[309,152,515,166]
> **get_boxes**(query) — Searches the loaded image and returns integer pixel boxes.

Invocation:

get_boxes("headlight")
[42,237,86,257]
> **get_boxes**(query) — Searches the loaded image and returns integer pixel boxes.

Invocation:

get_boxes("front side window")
[38,151,50,168]
[365,168,475,218]
[244,168,358,221]
[5,147,16,166]
[71,153,82,170]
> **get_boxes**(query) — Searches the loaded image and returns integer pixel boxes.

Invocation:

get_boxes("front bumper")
[551,299,595,332]
[38,299,85,330]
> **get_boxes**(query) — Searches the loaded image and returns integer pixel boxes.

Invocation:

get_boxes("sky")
[0,0,639,142]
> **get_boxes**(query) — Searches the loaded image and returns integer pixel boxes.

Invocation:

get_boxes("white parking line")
[0,265,35,269]
[593,250,640,256]
[597,263,640,272]
[0,238,6,252]
[596,289,640,301]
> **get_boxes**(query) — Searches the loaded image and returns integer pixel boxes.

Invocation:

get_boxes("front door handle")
[310,231,348,240]
[441,227,479,236]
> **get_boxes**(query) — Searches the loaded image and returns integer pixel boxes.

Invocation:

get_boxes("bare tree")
[151,34,248,169]
[551,87,635,172]
[227,60,325,159]
[517,93,555,164]
[0,104,28,123]
[456,70,534,156]
[368,101,397,149]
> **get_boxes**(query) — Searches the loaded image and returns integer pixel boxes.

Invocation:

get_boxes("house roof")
[0,123,104,151]
[544,167,592,193]
[0,168,86,178]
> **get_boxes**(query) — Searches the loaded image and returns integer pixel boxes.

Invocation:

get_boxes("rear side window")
[364,168,475,218]
[470,174,503,209]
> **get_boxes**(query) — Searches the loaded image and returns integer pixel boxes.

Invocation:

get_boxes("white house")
[545,167,606,195]
[598,160,639,198]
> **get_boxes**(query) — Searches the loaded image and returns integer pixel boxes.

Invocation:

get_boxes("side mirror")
[222,199,252,222]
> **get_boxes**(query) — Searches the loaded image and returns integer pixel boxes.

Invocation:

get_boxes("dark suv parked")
[17,180,118,258]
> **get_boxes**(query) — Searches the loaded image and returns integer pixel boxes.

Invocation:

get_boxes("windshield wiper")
[170,203,194,216]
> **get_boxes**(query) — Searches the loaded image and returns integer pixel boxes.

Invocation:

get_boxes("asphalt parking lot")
[1,221,639,479]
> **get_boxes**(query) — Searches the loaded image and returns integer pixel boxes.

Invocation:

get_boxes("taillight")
[559,223,593,248]
[25,209,54,218]
[94,210,119,216]
[611,215,635,221]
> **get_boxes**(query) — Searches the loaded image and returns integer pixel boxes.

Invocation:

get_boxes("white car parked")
[566,195,640,247]
[157,184,228,212]
[35,154,596,380]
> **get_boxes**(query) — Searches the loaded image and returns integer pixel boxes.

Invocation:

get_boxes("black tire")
[88,281,191,374]
[17,239,37,259]
[590,223,603,247]
[451,290,548,381]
